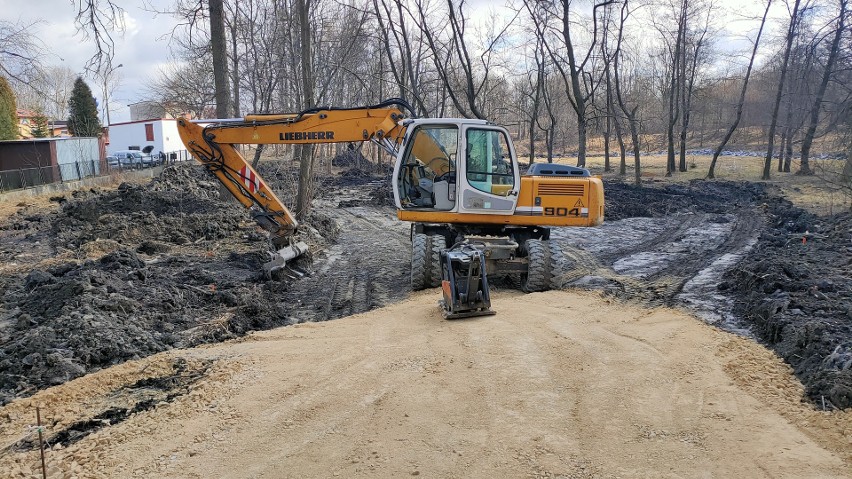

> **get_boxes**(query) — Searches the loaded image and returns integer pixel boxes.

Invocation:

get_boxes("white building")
[128,101,171,122]
[106,119,190,160]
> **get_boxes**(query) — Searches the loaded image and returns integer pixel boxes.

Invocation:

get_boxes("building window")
[145,123,154,141]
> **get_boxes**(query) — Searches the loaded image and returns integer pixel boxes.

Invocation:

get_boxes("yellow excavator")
[177,99,604,318]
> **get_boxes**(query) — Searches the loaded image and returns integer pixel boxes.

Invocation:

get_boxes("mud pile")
[725,197,852,409]
[603,179,765,220]
[0,165,337,405]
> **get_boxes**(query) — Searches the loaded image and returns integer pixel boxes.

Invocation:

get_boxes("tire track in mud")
[551,209,765,331]
[283,206,410,323]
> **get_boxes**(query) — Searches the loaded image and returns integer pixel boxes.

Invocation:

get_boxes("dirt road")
[2,290,849,478]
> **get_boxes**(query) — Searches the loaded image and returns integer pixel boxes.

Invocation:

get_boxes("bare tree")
[10,66,77,120]
[798,0,848,174]
[663,0,686,176]
[0,19,44,83]
[708,0,772,179]
[763,0,804,180]
[150,59,215,119]
[612,0,643,184]
[209,0,231,118]
[374,0,431,115]
[526,0,613,167]
[677,2,713,172]
[72,0,125,74]
[295,0,316,221]
[411,0,517,120]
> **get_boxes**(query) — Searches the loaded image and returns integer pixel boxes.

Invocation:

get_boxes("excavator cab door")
[456,124,520,216]
[393,123,460,210]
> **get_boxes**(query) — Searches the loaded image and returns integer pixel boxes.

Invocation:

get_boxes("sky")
[0,0,181,123]
[0,0,789,124]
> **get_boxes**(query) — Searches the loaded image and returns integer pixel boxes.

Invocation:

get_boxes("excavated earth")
[0,163,850,416]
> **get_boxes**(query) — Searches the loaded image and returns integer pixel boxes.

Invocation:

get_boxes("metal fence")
[0,150,195,193]
[0,161,101,192]
[158,149,194,164]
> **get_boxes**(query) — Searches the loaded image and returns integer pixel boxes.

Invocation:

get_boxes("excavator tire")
[548,241,569,290]
[428,235,447,288]
[411,233,430,290]
[522,239,553,293]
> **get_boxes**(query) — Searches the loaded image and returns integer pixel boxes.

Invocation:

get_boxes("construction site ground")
[0,161,850,477]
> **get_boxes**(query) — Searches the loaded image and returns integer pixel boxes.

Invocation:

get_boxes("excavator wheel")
[548,241,571,289]
[427,234,447,288]
[410,233,447,290]
[522,239,553,293]
[411,233,430,290]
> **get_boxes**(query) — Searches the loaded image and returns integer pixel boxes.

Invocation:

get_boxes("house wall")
[108,119,189,157]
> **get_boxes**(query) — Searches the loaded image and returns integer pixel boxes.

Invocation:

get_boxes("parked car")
[107,155,120,168]
[110,150,146,169]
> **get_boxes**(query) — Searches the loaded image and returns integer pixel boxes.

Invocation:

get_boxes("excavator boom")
[176,100,413,271]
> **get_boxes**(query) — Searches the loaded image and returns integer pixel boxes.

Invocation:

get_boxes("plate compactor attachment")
[439,244,496,319]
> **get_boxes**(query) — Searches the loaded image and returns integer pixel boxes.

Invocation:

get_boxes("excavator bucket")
[439,245,496,319]
[263,241,310,274]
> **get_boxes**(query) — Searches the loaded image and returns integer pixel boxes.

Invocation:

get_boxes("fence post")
[75,162,82,181]
[19,169,25,189]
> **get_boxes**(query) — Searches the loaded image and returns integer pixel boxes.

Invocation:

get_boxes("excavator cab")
[392,119,521,216]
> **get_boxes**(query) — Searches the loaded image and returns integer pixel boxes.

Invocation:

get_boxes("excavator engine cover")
[439,244,496,319]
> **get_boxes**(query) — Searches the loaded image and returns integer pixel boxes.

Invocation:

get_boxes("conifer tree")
[68,77,101,137]
[30,109,50,138]
[0,76,17,141]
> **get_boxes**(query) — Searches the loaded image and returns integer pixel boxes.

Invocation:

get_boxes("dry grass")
[546,153,852,214]
[0,171,153,221]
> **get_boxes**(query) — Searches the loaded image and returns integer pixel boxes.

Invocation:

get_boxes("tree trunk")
[614,112,626,175]
[783,134,793,172]
[546,129,555,163]
[295,0,315,221]
[842,147,852,188]
[762,0,801,180]
[631,119,641,185]
[611,0,640,183]
[560,3,589,167]
[251,144,264,169]
[603,112,611,172]
[209,0,231,119]
[798,0,847,175]
[666,1,686,177]
[229,2,240,117]
[577,116,587,167]
[528,64,543,166]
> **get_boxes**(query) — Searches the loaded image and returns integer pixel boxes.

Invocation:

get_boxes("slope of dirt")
[0,291,849,478]
[561,179,852,410]
[725,195,852,409]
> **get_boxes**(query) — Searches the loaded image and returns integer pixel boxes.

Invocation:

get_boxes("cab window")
[465,129,514,196]
[397,126,458,208]
[403,126,457,175]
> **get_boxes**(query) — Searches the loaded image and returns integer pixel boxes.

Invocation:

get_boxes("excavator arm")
[176,99,414,271]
